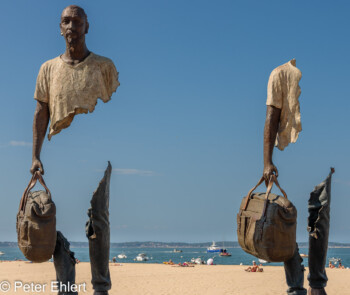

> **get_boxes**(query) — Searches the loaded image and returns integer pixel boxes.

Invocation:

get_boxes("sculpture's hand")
[30,158,44,175]
[263,163,278,183]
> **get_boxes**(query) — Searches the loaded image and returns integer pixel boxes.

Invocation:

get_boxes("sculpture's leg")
[307,170,333,295]
[86,162,112,295]
[283,243,307,295]
[53,231,78,295]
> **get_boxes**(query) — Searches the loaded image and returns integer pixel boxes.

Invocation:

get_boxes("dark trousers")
[284,172,332,295]
[54,163,112,294]
[53,231,78,295]
[85,162,112,292]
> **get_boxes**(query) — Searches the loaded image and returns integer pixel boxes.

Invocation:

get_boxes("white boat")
[191,257,203,264]
[173,249,182,253]
[0,251,4,255]
[118,254,127,259]
[135,253,149,261]
[207,241,222,253]
[258,259,268,264]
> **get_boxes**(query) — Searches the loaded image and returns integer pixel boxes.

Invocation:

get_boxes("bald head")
[61,5,87,21]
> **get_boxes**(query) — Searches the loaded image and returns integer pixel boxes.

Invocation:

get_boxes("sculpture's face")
[60,7,88,45]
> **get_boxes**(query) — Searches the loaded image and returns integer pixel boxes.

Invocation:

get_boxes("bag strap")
[267,175,287,199]
[243,175,288,213]
[18,171,52,213]
[260,175,288,218]
[242,176,264,211]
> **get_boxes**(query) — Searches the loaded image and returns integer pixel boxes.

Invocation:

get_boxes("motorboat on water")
[0,251,4,255]
[173,249,182,253]
[135,253,149,261]
[207,241,222,253]
[118,254,127,259]
[219,249,231,257]
[258,258,268,264]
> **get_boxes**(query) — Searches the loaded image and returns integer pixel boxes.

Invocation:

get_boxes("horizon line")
[1,240,350,244]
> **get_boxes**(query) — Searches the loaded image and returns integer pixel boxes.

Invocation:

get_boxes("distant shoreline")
[1,241,350,248]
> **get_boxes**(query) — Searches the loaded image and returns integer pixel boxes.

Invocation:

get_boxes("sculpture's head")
[60,5,89,45]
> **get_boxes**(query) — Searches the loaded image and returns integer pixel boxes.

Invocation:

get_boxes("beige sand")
[0,262,349,295]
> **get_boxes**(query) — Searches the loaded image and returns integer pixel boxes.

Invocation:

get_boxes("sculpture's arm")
[263,105,281,182]
[30,101,49,174]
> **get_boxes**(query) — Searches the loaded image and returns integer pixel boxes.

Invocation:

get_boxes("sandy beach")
[0,262,349,295]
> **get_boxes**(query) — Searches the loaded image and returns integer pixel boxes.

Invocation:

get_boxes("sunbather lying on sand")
[245,261,263,272]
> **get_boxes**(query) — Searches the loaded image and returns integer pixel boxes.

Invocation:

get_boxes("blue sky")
[0,0,349,243]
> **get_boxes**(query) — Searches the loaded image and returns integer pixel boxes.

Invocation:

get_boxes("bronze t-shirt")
[266,60,302,151]
[34,52,120,139]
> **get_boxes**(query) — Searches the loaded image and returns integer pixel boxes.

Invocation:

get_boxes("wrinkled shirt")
[266,60,302,151]
[34,52,120,140]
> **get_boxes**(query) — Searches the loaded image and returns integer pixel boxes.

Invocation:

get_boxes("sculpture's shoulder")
[89,53,120,96]
[268,64,284,83]
[38,56,61,72]
[271,60,301,78]
[269,61,299,85]
[90,53,116,68]
[271,62,288,76]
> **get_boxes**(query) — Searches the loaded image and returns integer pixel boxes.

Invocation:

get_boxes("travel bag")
[16,171,56,262]
[237,175,297,262]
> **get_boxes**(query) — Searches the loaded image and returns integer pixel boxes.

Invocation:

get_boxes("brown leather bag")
[237,175,297,262]
[16,171,56,262]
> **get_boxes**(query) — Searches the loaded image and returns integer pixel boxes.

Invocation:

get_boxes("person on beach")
[245,261,258,272]
[263,59,333,295]
[31,5,119,295]
[245,261,263,272]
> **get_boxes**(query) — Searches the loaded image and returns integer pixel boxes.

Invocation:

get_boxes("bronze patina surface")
[31,5,119,174]
[30,6,116,295]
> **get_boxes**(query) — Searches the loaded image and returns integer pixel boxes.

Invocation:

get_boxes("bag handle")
[19,171,52,213]
[243,175,288,214]
[261,174,288,218]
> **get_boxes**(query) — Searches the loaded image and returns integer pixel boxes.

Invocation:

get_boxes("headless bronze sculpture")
[263,60,331,295]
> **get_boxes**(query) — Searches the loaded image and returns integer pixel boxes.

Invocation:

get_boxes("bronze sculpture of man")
[263,59,332,295]
[31,5,119,295]
[31,4,119,174]
[263,58,302,181]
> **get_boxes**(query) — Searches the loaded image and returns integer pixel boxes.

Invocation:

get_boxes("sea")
[1,247,350,267]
